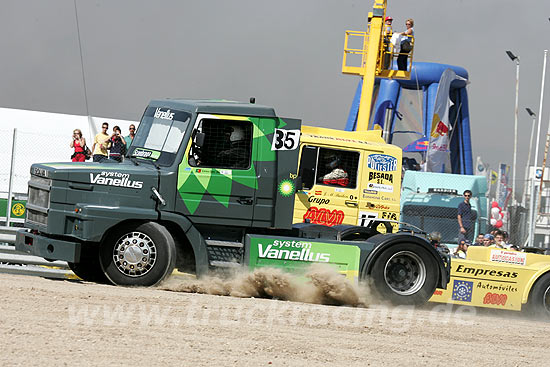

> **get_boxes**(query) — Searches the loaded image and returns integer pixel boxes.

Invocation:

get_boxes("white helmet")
[230,125,246,142]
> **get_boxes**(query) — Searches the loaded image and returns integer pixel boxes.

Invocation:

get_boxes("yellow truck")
[293,126,402,230]
[430,246,550,316]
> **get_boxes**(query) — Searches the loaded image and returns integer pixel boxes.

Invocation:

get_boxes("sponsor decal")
[433,290,443,296]
[257,240,330,262]
[278,179,294,197]
[381,211,397,220]
[334,188,345,193]
[367,154,397,172]
[303,207,344,226]
[367,182,393,193]
[11,203,25,217]
[368,172,394,183]
[154,107,175,120]
[358,211,379,227]
[308,196,330,205]
[132,148,161,160]
[476,282,518,293]
[490,249,526,266]
[455,264,518,279]
[363,189,378,195]
[218,169,232,175]
[90,171,143,189]
[483,292,507,306]
[452,280,473,302]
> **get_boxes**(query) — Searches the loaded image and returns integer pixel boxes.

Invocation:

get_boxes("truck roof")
[402,171,488,197]
[148,99,278,118]
[300,125,401,153]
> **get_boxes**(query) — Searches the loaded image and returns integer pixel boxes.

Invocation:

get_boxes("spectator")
[397,18,414,71]
[482,234,494,247]
[384,16,393,36]
[474,233,485,246]
[70,129,87,162]
[430,231,449,254]
[92,122,111,162]
[320,154,349,187]
[109,125,126,163]
[124,124,136,153]
[491,230,509,249]
[457,189,476,241]
[382,16,393,69]
[453,239,469,259]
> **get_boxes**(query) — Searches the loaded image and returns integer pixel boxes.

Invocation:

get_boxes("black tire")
[368,243,438,305]
[99,222,176,286]
[68,245,108,283]
[526,272,550,318]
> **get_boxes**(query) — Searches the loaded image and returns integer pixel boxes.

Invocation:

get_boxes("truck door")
[294,146,361,226]
[176,114,257,226]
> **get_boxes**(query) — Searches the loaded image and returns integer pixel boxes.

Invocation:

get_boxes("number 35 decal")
[272,129,300,151]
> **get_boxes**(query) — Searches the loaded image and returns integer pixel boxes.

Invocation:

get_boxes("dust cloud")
[161,264,369,307]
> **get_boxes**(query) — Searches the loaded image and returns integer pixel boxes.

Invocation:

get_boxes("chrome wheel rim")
[383,250,426,296]
[113,231,157,277]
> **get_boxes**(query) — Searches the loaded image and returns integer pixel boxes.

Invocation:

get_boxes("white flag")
[426,69,457,173]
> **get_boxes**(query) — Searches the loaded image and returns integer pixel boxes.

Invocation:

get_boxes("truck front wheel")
[68,245,108,283]
[99,222,176,286]
[369,243,438,305]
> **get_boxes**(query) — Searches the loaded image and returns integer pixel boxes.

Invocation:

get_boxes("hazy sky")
[2,0,550,186]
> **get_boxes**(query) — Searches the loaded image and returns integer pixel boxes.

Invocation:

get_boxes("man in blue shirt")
[457,190,476,241]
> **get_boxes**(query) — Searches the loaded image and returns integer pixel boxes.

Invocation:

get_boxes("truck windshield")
[130,106,191,166]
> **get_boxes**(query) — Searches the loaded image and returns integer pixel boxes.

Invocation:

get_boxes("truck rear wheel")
[527,273,550,318]
[99,222,176,286]
[369,243,438,305]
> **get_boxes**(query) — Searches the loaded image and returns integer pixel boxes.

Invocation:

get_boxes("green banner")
[246,234,360,281]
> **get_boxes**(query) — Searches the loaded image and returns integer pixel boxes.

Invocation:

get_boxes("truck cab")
[293,126,402,230]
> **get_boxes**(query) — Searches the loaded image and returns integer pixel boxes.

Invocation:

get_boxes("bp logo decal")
[278,179,294,197]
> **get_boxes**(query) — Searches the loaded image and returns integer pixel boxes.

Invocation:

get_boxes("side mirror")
[195,132,205,147]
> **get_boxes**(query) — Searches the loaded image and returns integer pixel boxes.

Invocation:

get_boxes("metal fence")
[1,128,72,225]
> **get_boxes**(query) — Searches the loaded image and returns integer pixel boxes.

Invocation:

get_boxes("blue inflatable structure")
[345,62,472,174]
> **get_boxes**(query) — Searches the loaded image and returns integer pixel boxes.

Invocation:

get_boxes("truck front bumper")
[15,229,82,263]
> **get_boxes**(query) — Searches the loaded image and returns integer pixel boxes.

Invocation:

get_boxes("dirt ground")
[1,272,550,366]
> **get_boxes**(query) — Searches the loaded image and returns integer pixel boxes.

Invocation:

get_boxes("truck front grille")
[26,175,51,226]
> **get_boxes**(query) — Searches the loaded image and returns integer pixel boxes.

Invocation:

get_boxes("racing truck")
[16,99,449,305]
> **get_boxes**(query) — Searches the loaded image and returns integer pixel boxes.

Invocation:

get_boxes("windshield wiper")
[129,157,140,166]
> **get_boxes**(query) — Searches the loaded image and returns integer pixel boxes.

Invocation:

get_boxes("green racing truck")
[16,99,450,305]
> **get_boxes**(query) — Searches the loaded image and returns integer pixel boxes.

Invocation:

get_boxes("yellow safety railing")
[342,30,414,79]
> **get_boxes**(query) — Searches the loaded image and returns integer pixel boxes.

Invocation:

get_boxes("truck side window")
[316,148,359,188]
[188,118,252,169]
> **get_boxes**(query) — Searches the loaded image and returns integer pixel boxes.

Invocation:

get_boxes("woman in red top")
[70,129,87,162]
